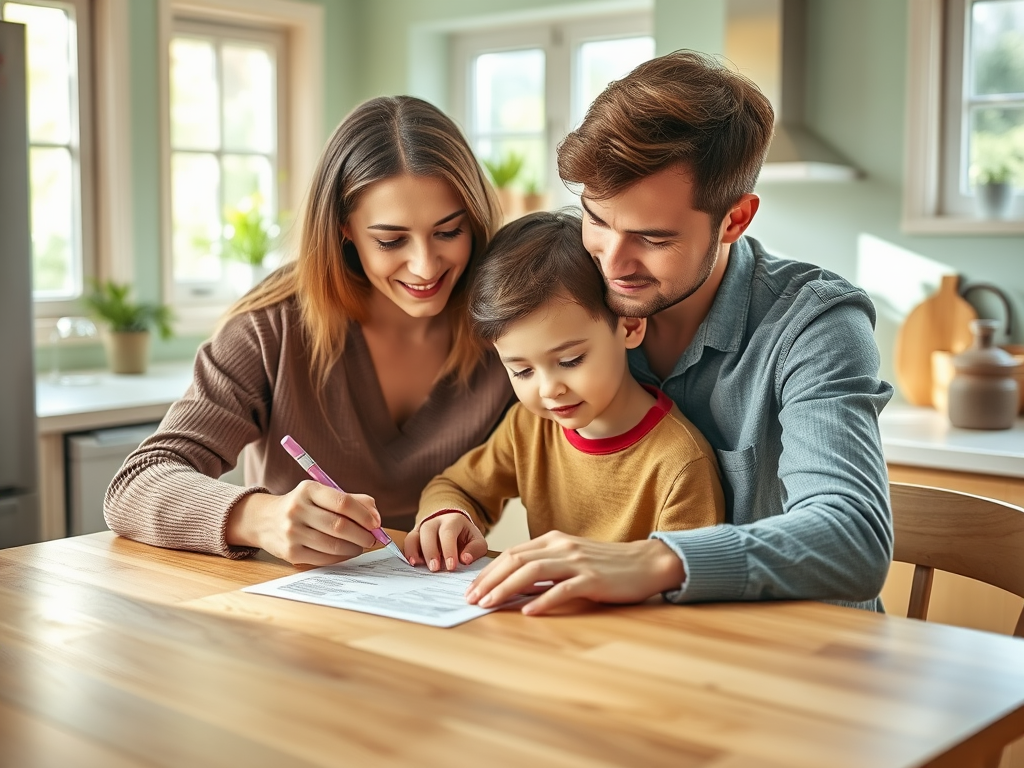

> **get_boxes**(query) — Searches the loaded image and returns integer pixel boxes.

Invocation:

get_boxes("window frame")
[167,17,288,307]
[2,0,97,322]
[450,11,653,211]
[158,0,323,336]
[903,0,1024,233]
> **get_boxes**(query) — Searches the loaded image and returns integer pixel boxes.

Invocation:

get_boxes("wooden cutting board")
[893,274,977,406]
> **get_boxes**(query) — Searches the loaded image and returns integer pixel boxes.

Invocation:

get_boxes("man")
[465,50,893,615]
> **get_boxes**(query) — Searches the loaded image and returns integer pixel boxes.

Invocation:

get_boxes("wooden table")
[2,533,1024,768]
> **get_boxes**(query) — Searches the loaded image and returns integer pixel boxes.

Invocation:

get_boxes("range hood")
[726,0,859,182]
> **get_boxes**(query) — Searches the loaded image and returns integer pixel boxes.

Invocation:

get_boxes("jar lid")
[952,345,1019,375]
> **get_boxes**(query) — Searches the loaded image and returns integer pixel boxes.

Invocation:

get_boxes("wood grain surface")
[2,532,1024,768]
[894,274,977,406]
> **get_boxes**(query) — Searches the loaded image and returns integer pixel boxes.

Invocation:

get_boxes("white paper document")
[242,549,504,628]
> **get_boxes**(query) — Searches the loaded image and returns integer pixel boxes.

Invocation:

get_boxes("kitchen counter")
[36,362,194,433]
[878,402,1024,479]
[34,361,195,541]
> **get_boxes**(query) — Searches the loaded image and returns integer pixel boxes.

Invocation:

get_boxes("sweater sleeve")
[416,405,523,534]
[103,310,279,559]
[655,454,726,533]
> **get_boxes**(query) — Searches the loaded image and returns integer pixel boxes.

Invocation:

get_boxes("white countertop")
[35,363,1024,478]
[36,362,194,433]
[879,402,1024,479]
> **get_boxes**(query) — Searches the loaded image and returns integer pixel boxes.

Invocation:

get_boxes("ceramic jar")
[948,319,1020,430]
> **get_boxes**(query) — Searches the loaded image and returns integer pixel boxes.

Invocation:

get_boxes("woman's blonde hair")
[224,96,501,388]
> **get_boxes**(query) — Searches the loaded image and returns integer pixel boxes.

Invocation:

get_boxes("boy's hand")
[405,511,488,571]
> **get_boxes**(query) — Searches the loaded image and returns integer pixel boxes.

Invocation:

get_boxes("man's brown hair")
[469,210,617,343]
[557,50,774,222]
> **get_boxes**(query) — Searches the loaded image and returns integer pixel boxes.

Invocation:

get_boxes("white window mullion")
[452,11,652,215]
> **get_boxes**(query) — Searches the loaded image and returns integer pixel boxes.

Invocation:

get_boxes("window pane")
[171,37,220,150]
[222,154,274,214]
[474,49,545,134]
[969,105,1024,186]
[971,0,1024,97]
[172,152,222,281]
[4,2,72,144]
[576,36,654,125]
[29,147,75,296]
[222,43,275,153]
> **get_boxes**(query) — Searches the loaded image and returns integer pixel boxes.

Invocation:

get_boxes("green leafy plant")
[483,152,525,189]
[976,162,1013,185]
[82,280,174,339]
[222,194,281,267]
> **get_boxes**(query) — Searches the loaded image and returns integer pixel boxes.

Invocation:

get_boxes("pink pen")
[281,435,408,563]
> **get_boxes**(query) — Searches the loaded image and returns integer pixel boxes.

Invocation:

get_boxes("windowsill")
[901,215,1024,235]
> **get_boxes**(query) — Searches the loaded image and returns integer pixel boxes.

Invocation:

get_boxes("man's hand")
[465,531,686,615]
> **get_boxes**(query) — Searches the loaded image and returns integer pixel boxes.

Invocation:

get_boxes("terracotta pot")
[495,187,523,221]
[522,192,549,213]
[103,330,150,374]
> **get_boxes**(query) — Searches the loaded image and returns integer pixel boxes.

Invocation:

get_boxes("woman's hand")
[226,480,380,565]
[464,531,687,615]
[404,511,488,571]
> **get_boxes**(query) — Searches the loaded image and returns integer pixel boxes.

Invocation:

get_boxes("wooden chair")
[890,482,1024,638]
[890,482,1024,768]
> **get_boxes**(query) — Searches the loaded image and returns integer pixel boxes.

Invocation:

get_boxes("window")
[451,13,654,210]
[904,0,1024,232]
[0,0,93,314]
[158,0,323,334]
[168,19,285,305]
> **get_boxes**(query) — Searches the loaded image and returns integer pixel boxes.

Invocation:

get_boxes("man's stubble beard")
[601,228,722,319]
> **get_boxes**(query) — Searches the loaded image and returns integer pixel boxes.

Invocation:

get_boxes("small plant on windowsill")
[483,151,525,220]
[222,193,283,296]
[81,280,174,375]
[522,178,547,213]
[973,160,1019,220]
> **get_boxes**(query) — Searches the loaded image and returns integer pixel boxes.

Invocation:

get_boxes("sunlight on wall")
[855,233,956,397]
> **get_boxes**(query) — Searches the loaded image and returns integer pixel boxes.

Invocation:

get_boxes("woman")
[104,97,512,565]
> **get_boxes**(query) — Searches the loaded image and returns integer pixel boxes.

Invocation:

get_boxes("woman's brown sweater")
[103,298,512,558]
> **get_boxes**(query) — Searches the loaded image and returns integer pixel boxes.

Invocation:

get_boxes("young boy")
[404,211,725,573]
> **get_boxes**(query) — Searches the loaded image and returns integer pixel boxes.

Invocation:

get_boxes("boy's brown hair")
[469,211,617,342]
[557,50,774,222]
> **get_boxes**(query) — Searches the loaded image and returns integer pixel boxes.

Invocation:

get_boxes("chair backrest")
[890,482,1024,638]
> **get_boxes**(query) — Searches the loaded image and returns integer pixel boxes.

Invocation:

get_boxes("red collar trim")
[562,386,672,455]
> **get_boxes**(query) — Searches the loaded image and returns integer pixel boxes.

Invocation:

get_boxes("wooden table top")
[2,532,1023,768]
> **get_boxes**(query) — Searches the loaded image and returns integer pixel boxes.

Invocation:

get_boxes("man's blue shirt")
[632,236,894,609]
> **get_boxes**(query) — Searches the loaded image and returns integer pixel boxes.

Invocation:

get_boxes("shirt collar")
[701,235,754,354]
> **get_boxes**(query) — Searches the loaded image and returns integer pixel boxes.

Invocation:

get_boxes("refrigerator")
[0,20,40,548]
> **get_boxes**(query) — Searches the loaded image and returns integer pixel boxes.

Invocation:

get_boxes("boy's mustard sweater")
[417,389,725,542]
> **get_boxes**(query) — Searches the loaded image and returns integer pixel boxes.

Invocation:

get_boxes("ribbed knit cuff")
[219,485,268,560]
[650,526,748,603]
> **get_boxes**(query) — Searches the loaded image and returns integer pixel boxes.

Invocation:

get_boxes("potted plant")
[222,193,281,295]
[82,280,174,374]
[483,151,525,219]
[973,161,1018,219]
